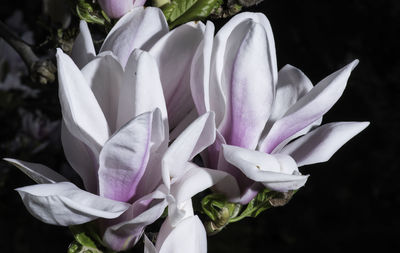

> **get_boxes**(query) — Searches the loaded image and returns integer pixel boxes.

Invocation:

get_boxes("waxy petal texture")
[260,60,359,153]
[100,7,168,67]
[4,158,67,184]
[103,196,168,251]
[190,21,214,115]
[162,112,216,188]
[16,182,130,226]
[71,20,96,69]
[212,12,277,128]
[99,111,158,202]
[150,22,205,129]
[82,53,124,133]
[57,49,110,154]
[281,121,370,166]
[156,215,207,253]
[117,49,167,130]
[223,145,308,192]
[228,22,274,150]
[61,123,98,193]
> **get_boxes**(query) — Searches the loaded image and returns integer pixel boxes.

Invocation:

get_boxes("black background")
[1,0,399,252]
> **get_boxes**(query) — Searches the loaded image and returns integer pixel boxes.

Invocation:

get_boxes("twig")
[0,20,56,84]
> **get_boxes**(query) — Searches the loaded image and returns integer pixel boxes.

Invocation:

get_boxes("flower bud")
[98,0,144,19]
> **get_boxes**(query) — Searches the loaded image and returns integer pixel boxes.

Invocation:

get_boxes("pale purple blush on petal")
[228,22,274,150]
[98,112,154,202]
[98,0,134,19]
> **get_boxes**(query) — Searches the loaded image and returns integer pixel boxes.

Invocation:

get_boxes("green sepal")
[162,0,223,28]
[68,222,113,253]
[76,0,108,25]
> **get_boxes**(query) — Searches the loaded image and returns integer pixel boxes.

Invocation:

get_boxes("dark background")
[0,0,399,252]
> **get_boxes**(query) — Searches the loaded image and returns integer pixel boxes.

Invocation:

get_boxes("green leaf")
[162,0,223,28]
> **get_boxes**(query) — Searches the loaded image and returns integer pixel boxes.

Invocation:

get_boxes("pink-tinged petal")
[99,111,155,202]
[270,117,322,154]
[116,49,167,130]
[81,54,124,133]
[212,12,277,129]
[4,158,67,184]
[71,20,96,69]
[150,22,205,129]
[156,215,207,253]
[61,123,98,193]
[16,182,130,226]
[170,162,240,206]
[222,145,308,192]
[190,21,214,115]
[56,49,110,154]
[281,121,370,166]
[260,64,320,153]
[269,64,314,125]
[134,109,168,200]
[217,144,257,201]
[238,182,263,205]
[227,22,275,150]
[259,60,359,153]
[100,7,168,67]
[98,0,134,19]
[103,198,168,251]
[162,112,216,188]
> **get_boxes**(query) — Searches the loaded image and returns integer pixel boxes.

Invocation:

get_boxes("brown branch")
[0,20,56,84]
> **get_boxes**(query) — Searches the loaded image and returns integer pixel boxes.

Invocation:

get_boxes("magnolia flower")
[190,13,369,204]
[98,0,145,19]
[144,200,207,253]
[72,6,205,131]
[6,42,236,250]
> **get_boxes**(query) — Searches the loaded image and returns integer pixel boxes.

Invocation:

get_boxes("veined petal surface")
[16,182,130,226]
[281,121,370,166]
[4,158,67,184]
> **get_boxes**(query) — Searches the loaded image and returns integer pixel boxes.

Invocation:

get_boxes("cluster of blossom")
[6,7,369,252]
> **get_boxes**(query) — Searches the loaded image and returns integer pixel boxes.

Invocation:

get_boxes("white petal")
[150,22,205,129]
[157,215,207,253]
[56,49,110,153]
[212,12,277,128]
[260,60,359,153]
[71,20,96,69]
[16,182,130,226]
[281,121,370,166]
[61,123,98,193]
[162,112,216,188]
[222,145,308,192]
[116,49,167,130]
[99,111,154,202]
[103,198,168,251]
[81,54,124,133]
[4,158,67,184]
[269,64,314,124]
[134,109,168,199]
[144,235,157,253]
[170,162,240,205]
[226,22,275,149]
[261,65,319,153]
[100,7,169,67]
[190,21,214,115]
